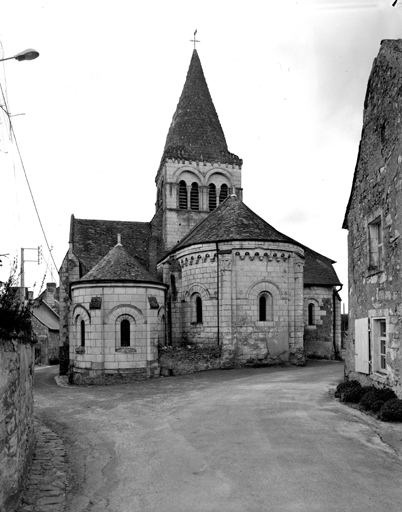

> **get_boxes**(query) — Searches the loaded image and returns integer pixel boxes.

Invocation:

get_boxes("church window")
[178,180,187,209]
[219,184,228,204]
[191,294,203,323]
[308,303,315,326]
[368,217,383,270]
[190,182,199,210]
[80,319,85,347]
[209,184,217,211]
[121,319,130,347]
[259,292,273,322]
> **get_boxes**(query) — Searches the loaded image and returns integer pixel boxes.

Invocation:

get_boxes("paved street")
[33,361,402,512]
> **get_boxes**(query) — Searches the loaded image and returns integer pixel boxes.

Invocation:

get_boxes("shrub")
[359,387,397,411]
[342,385,367,403]
[335,380,361,399]
[379,398,402,422]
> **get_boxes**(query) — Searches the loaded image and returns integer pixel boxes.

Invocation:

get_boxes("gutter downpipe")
[333,285,343,360]
[216,243,220,346]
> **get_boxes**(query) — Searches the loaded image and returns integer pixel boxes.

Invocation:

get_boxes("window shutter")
[355,318,369,374]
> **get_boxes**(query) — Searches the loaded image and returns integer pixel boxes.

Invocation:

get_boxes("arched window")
[259,292,273,322]
[190,182,199,210]
[308,303,315,326]
[196,296,203,323]
[209,183,217,211]
[178,180,187,209]
[219,183,228,204]
[121,319,130,347]
[80,320,85,347]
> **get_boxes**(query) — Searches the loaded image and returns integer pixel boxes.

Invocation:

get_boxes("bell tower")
[153,50,243,251]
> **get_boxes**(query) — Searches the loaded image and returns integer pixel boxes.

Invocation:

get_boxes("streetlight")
[0,49,39,63]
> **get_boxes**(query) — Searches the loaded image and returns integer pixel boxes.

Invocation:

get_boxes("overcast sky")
[1,0,401,308]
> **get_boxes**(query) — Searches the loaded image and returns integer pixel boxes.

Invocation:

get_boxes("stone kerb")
[0,337,35,512]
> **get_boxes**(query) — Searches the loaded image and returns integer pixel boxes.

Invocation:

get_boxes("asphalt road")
[34,362,402,512]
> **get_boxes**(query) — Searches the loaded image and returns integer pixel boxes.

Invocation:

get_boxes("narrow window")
[121,319,130,347]
[209,184,217,211]
[178,180,187,210]
[190,182,199,210]
[196,296,203,323]
[80,320,85,347]
[308,304,315,326]
[259,295,267,321]
[379,320,386,371]
[219,184,228,204]
[369,217,382,269]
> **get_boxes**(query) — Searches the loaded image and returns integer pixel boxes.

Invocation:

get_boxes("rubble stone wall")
[0,337,35,512]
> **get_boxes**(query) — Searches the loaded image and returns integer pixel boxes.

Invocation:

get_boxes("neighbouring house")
[31,283,60,365]
[60,49,342,384]
[343,39,402,398]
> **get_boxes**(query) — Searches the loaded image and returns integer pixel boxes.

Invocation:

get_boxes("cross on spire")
[190,29,200,50]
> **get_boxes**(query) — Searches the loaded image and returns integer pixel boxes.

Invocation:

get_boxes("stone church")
[59,49,342,384]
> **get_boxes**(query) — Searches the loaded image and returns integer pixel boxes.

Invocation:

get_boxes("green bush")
[342,385,367,403]
[379,398,402,422]
[335,380,361,399]
[359,387,397,412]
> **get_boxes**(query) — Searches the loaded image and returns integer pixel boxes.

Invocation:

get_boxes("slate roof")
[160,50,242,169]
[164,195,341,286]
[70,216,150,275]
[32,302,59,331]
[77,243,161,284]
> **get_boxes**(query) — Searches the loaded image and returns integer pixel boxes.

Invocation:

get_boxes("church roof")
[70,216,151,275]
[76,243,160,284]
[160,50,242,168]
[164,195,341,286]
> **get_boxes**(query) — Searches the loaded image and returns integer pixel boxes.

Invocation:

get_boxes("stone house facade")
[60,49,342,383]
[31,283,60,365]
[343,40,402,397]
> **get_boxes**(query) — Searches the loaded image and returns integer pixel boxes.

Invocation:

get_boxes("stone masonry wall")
[345,40,402,396]
[30,316,59,365]
[0,337,35,512]
[160,241,305,367]
[303,286,338,359]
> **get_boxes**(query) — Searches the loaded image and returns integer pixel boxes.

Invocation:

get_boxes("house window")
[368,217,383,269]
[209,184,217,211]
[259,292,273,321]
[80,320,85,347]
[372,318,387,373]
[178,180,187,209]
[219,184,228,204]
[121,319,130,347]
[308,303,315,326]
[190,182,199,210]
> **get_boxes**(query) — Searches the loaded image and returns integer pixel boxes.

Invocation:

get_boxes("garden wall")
[0,337,35,512]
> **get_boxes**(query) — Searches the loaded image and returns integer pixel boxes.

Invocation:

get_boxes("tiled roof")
[70,216,150,275]
[77,244,160,283]
[164,195,341,286]
[160,50,242,168]
[32,302,59,331]
[168,195,300,250]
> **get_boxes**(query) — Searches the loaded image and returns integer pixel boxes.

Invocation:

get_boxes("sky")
[1,0,402,308]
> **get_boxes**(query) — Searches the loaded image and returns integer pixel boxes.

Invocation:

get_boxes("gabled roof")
[70,216,151,275]
[76,243,160,284]
[163,195,341,286]
[32,302,59,331]
[160,50,242,169]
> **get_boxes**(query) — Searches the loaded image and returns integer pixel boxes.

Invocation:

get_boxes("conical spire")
[161,50,242,167]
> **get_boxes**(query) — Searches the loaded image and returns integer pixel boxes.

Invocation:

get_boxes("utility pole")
[20,246,41,303]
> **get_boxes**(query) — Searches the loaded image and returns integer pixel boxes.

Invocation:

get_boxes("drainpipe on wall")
[216,242,220,346]
[333,285,343,360]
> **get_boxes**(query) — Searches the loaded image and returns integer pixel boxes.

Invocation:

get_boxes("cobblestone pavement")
[16,419,68,512]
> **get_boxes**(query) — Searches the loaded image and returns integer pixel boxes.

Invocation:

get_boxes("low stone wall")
[0,337,35,512]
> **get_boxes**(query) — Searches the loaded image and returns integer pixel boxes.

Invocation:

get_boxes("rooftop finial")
[190,29,200,50]
[117,233,122,246]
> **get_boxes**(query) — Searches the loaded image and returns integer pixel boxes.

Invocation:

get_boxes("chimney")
[46,282,56,306]
[27,291,33,301]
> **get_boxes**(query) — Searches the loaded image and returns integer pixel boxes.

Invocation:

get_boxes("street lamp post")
[0,49,40,63]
